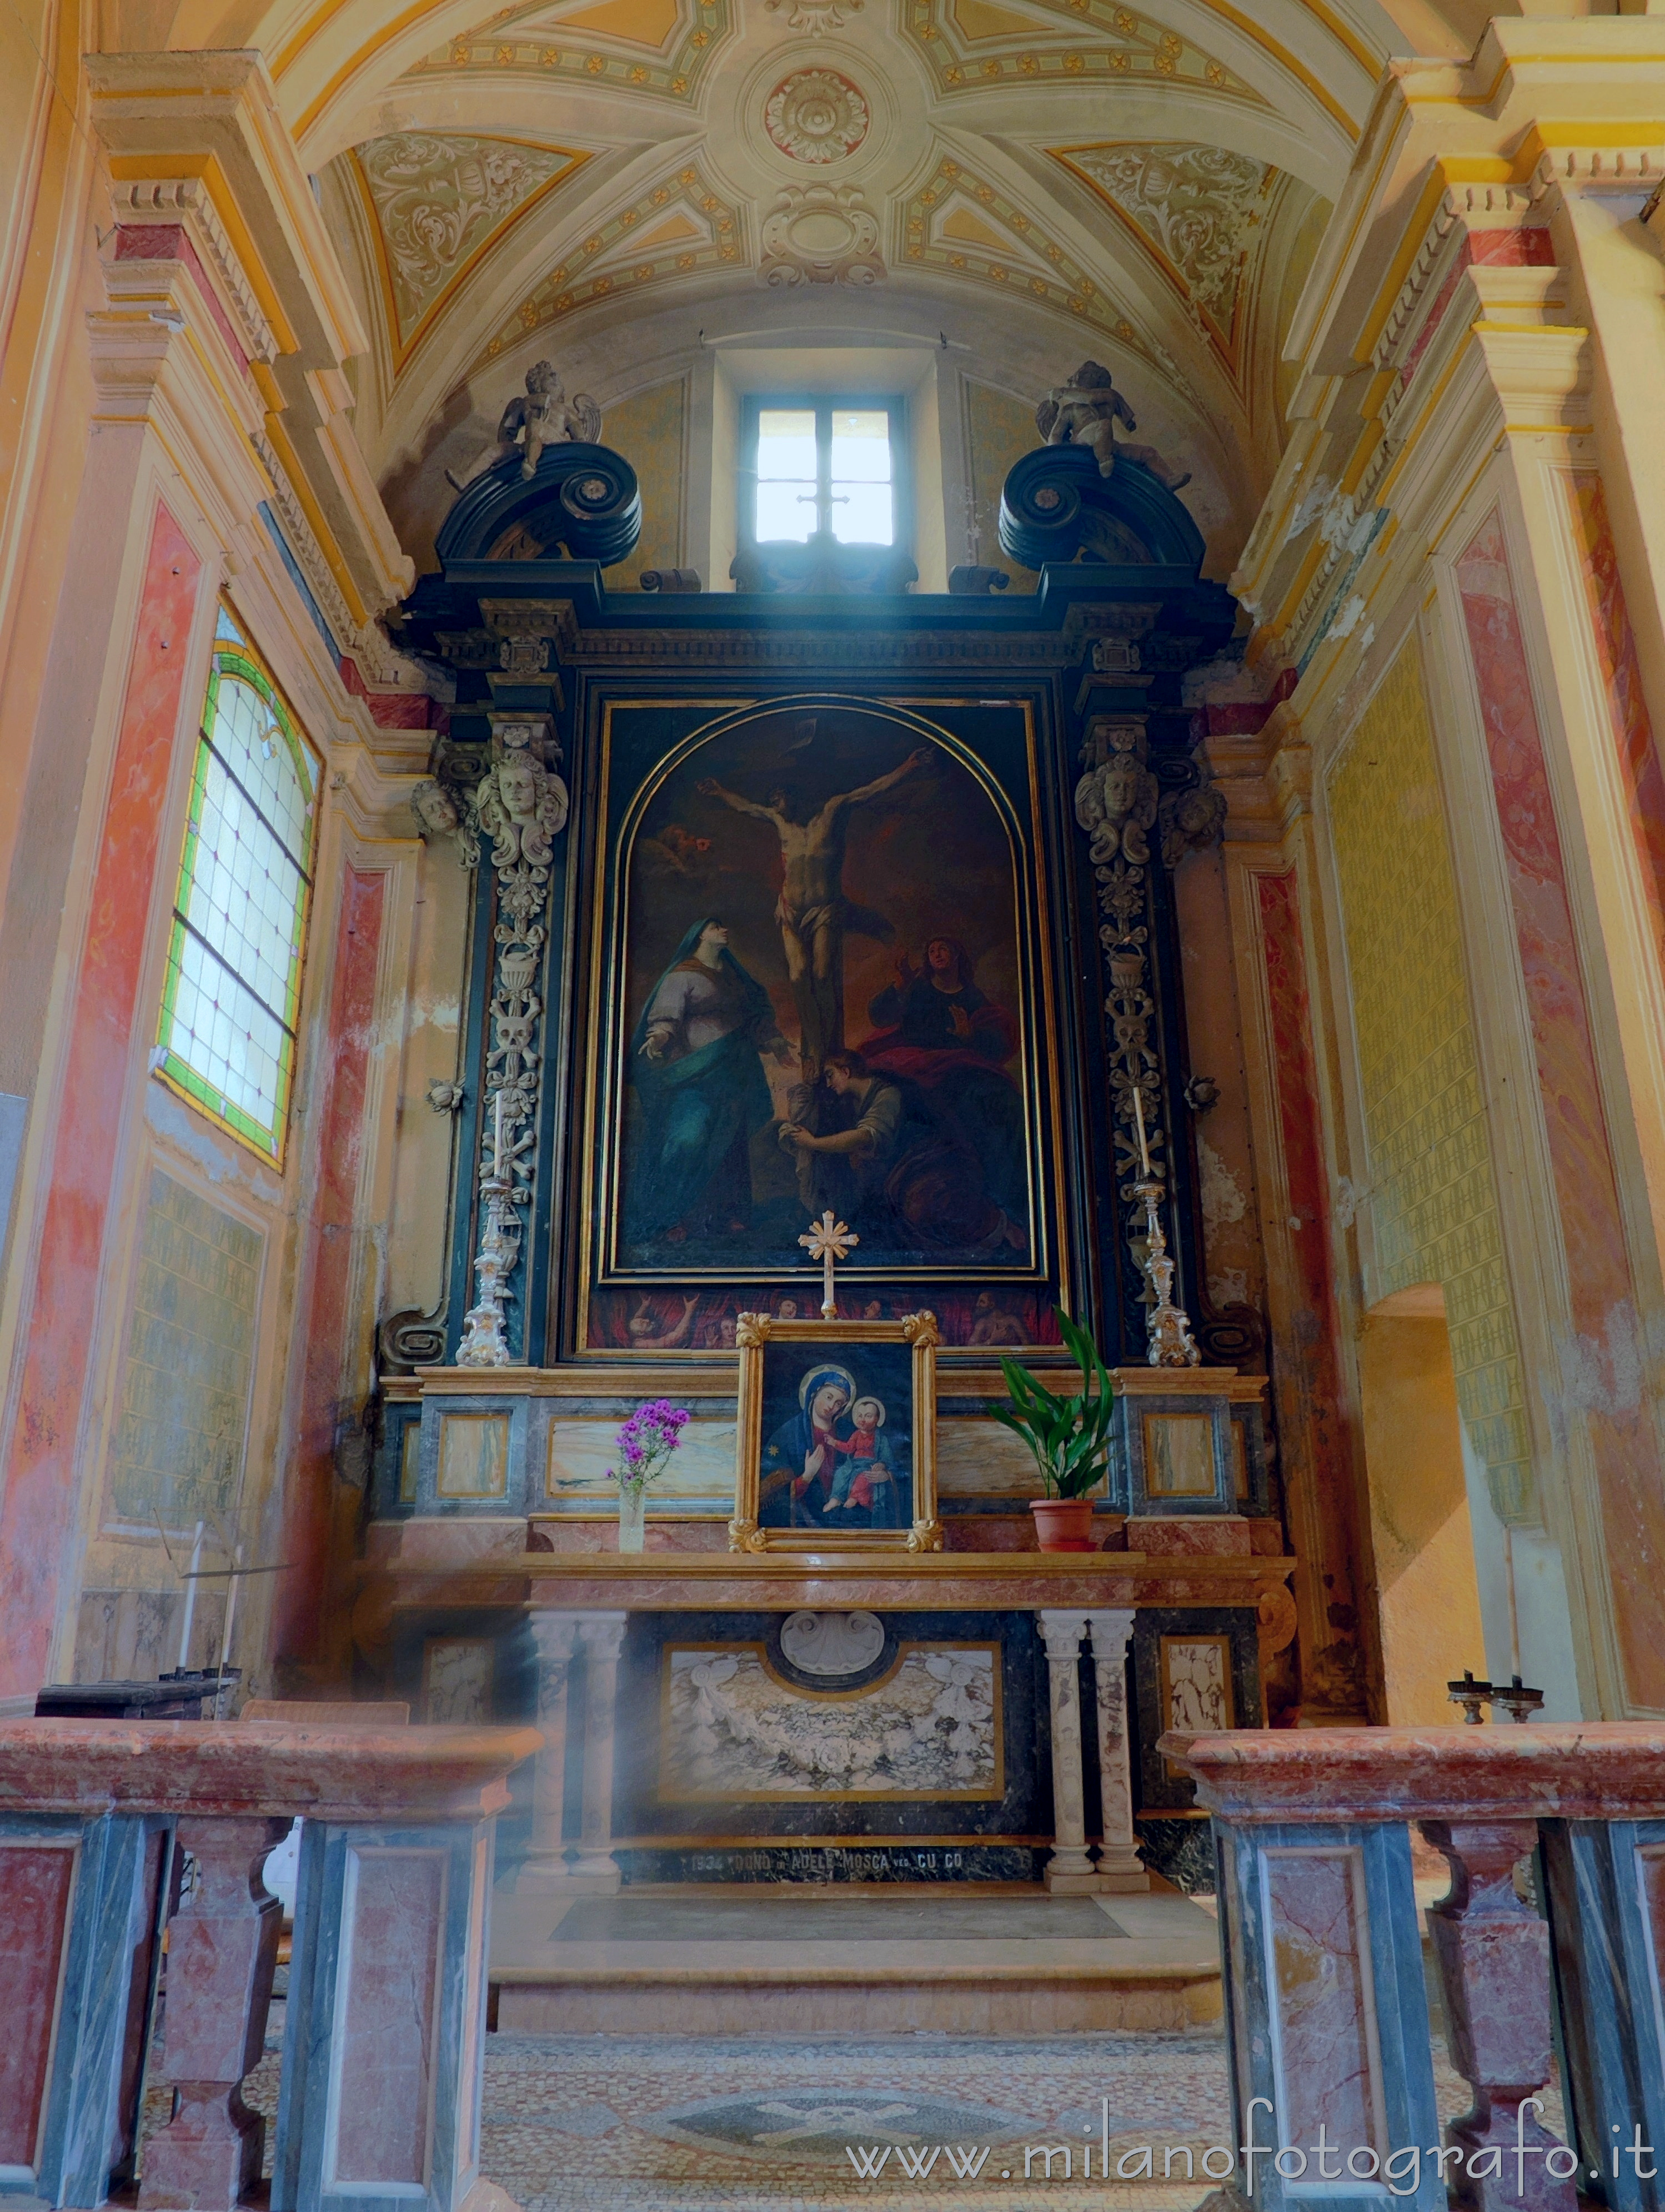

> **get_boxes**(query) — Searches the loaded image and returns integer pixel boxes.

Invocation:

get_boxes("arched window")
[154,606,319,1160]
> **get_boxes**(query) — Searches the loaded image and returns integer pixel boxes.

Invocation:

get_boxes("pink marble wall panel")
[0,1842,77,2165]
[1562,472,1665,973]
[273,865,385,1666]
[1455,512,1665,1708]
[331,1848,445,2188]
[0,504,203,1702]
[1256,869,1363,1712]
[1263,1846,1383,2150]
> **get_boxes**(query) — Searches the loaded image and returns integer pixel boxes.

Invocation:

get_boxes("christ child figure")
[823,1396,895,1513]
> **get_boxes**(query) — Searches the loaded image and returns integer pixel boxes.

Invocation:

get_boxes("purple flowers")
[607,1399,691,1491]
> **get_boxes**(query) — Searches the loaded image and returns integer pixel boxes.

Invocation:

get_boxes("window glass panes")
[156,627,318,1161]
[756,409,817,542]
[751,401,898,547]
[830,409,893,545]
[829,411,891,482]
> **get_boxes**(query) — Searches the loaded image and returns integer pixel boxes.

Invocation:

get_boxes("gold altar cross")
[798,1209,858,1319]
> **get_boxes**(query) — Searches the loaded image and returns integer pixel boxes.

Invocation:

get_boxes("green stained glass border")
[154,604,321,1165]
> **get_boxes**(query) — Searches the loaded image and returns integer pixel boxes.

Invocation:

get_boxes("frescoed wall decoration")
[578,695,1066,1348]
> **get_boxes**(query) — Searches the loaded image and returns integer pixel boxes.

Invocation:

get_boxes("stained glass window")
[154,607,318,1160]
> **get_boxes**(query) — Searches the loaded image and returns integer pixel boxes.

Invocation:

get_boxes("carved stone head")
[411,778,460,837]
[497,752,540,820]
[524,360,562,396]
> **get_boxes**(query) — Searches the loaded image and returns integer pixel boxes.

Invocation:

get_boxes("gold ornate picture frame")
[729,1311,942,1554]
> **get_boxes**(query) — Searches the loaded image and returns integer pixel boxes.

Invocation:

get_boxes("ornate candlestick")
[1132,1085,1200,1369]
[457,1165,521,1368]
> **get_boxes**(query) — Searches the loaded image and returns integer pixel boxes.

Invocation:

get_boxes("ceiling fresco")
[280,0,1425,561]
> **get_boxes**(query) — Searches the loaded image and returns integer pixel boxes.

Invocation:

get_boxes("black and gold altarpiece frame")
[574,693,1070,1356]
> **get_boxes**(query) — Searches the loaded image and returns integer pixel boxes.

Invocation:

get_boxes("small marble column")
[1038,1610,1097,1894]
[569,1612,629,1894]
[141,1814,289,2210]
[516,1615,580,1890]
[1082,1607,1148,1892]
[1420,1819,1577,2212]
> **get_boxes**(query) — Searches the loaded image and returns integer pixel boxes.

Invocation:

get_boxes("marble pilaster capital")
[1080,1608,1136,1660]
[529,1613,581,1666]
[1036,1609,1087,1662]
[574,1611,629,1661]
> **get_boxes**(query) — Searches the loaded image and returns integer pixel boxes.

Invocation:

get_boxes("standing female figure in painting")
[628,917,791,1248]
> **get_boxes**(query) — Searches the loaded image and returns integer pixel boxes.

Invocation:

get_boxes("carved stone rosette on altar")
[1074,713,1223,1364]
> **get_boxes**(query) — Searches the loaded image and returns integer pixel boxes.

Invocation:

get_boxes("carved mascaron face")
[497,755,539,817]
[413,781,459,834]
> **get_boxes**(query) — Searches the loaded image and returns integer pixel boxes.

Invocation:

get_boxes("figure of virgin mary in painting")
[626,917,794,1247]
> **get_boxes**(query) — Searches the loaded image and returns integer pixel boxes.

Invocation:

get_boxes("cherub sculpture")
[475,737,570,871]
[1036,362,1191,492]
[445,360,602,492]
[410,777,480,867]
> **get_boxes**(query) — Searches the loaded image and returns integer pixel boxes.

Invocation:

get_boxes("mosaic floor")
[228,2017,1563,2212]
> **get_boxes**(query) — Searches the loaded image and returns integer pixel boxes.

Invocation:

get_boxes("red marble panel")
[1263,1846,1383,2149]
[331,1848,445,2188]
[0,504,203,1703]
[1127,1515,1252,1556]
[0,1842,77,2166]
[1455,512,1665,1708]
[1562,471,1665,973]
[273,865,385,1665]
[1255,869,1362,1711]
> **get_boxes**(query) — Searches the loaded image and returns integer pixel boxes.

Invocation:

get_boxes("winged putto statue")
[445,360,603,492]
[1036,362,1191,492]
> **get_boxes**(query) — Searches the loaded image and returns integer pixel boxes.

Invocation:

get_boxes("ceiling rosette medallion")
[760,184,884,284]
[352,133,589,368]
[1050,143,1277,381]
[763,68,870,162]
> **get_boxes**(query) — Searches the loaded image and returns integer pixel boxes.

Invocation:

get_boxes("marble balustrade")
[1162,1723,1665,2212]
[0,1718,539,2212]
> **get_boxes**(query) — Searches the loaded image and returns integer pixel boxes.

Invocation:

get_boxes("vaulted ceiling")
[156,0,1506,574]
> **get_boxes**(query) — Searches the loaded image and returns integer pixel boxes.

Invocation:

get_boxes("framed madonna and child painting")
[729,1313,941,1554]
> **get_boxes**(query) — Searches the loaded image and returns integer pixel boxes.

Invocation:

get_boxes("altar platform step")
[489,1882,1222,2037]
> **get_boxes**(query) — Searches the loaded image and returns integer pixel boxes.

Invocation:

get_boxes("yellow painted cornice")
[108,152,299,355]
[260,408,372,629]
[86,52,368,365]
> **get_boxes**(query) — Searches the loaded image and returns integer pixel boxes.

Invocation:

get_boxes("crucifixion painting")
[615,703,1037,1273]
[696,731,932,1079]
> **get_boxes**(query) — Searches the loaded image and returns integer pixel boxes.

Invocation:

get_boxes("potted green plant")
[990,1308,1117,1551]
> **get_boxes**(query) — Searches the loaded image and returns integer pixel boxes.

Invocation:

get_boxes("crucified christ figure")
[696,745,933,1078]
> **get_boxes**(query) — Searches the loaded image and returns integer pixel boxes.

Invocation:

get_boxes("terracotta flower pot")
[1030,1496,1097,1552]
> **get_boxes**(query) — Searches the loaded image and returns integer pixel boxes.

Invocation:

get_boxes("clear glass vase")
[617,1480,648,1553]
